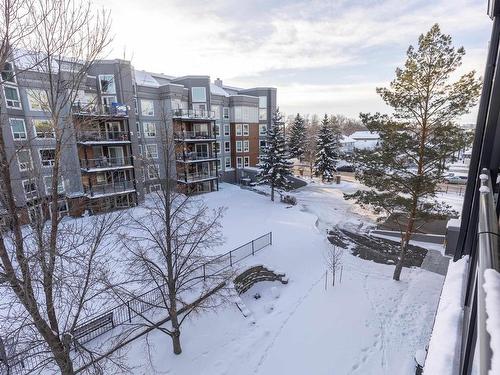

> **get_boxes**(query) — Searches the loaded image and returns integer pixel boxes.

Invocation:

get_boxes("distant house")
[341,131,380,155]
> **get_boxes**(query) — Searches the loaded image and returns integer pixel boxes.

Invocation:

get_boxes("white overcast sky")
[94,0,492,123]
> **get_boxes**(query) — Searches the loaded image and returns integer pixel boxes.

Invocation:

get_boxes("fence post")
[230,251,232,267]
[252,240,255,255]
[269,232,273,245]
[127,301,132,323]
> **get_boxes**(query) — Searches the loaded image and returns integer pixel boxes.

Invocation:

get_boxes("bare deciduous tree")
[324,245,343,287]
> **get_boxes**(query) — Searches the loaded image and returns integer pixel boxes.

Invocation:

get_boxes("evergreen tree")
[288,113,307,159]
[345,24,480,281]
[257,108,293,201]
[314,114,340,182]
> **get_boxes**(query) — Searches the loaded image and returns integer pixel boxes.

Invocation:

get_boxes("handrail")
[476,168,500,375]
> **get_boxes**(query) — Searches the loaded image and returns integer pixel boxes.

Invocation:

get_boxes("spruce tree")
[314,114,340,182]
[257,108,293,201]
[288,113,306,159]
[345,24,480,281]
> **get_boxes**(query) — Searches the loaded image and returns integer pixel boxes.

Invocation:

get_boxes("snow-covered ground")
[121,182,445,375]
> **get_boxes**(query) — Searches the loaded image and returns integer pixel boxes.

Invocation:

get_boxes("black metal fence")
[1,232,272,375]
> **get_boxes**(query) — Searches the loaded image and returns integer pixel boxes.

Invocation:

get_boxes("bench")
[234,265,288,295]
[73,312,114,343]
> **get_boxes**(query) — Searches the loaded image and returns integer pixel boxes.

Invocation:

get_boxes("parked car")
[336,165,355,172]
[444,174,468,184]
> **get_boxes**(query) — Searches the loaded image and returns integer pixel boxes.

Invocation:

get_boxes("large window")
[17,150,32,171]
[39,149,56,167]
[223,107,229,120]
[27,89,49,111]
[23,179,37,199]
[191,87,206,102]
[236,141,242,153]
[143,122,156,137]
[213,142,221,154]
[236,124,242,136]
[146,144,158,159]
[212,106,220,119]
[225,157,231,168]
[244,156,250,167]
[33,119,55,138]
[141,99,154,116]
[136,122,142,138]
[99,75,116,94]
[259,124,267,136]
[10,118,27,140]
[259,96,267,121]
[224,124,230,136]
[44,176,65,194]
[243,124,249,136]
[147,164,160,180]
[224,141,230,153]
[215,123,220,137]
[243,140,249,152]
[234,106,258,122]
[2,62,16,83]
[4,86,22,109]
[236,156,243,168]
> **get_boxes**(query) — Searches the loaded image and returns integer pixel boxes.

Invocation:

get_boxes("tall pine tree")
[288,113,306,159]
[314,114,340,182]
[257,108,293,201]
[345,24,480,281]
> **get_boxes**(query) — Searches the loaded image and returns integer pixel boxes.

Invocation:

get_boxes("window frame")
[22,179,37,199]
[225,157,231,168]
[243,124,249,136]
[17,149,32,171]
[39,148,56,168]
[33,119,55,138]
[10,118,27,140]
[27,89,48,111]
[145,144,159,159]
[140,99,155,116]
[44,175,65,194]
[4,85,22,109]
[143,122,157,138]
[147,164,160,180]
[243,140,249,152]
[244,156,250,167]
[191,87,207,102]
[98,74,116,94]
[224,141,230,153]
[236,124,242,136]
[236,156,243,168]
[236,140,242,153]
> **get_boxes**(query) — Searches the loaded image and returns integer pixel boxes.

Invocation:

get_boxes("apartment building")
[0,58,276,222]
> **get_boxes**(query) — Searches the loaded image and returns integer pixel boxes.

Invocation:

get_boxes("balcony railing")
[77,130,130,143]
[171,109,215,120]
[178,170,218,182]
[80,156,133,170]
[475,168,500,374]
[72,102,128,117]
[176,152,217,162]
[84,180,135,197]
[174,131,215,140]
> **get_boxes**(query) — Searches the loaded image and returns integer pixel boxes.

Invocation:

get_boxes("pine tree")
[345,24,480,281]
[314,114,340,182]
[288,113,306,159]
[257,108,293,201]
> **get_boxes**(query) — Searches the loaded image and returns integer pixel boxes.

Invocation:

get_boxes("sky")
[95,0,492,123]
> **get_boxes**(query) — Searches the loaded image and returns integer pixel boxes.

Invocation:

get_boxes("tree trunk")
[393,216,415,281]
[170,312,182,355]
[271,183,275,202]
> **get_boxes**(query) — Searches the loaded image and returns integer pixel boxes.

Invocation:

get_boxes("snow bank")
[484,268,500,375]
[424,256,469,375]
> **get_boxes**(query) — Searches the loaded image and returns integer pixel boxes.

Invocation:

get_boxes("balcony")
[176,152,217,162]
[177,170,218,183]
[72,102,128,117]
[171,109,215,121]
[77,130,130,143]
[174,131,215,141]
[80,156,133,171]
[84,180,136,198]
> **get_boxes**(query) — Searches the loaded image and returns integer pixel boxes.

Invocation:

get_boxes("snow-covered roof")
[134,70,160,88]
[350,131,380,140]
[210,84,230,97]
[341,135,355,144]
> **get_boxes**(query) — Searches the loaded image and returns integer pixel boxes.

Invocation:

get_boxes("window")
[236,157,243,168]
[134,97,138,115]
[138,144,143,156]
[39,149,56,167]
[143,122,156,137]
[260,140,266,149]
[1,62,16,83]
[191,87,206,102]
[101,95,117,112]
[17,150,32,171]
[215,124,220,137]
[259,96,267,121]
[136,122,142,138]
[4,86,21,109]
[44,176,64,194]
[223,107,229,119]
[10,118,27,139]
[23,180,37,199]
[243,140,249,152]
[141,99,154,116]
[244,156,250,167]
[99,75,116,94]
[224,141,230,153]
[259,124,267,136]
[147,164,160,179]
[27,89,48,111]
[33,119,55,138]
[236,141,242,153]
[213,142,220,154]
[54,200,68,218]
[28,204,43,223]
[212,106,220,119]
[225,157,231,168]
[149,184,162,193]
[224,124,230,136]
[243,124,249,136]
[236,124,242,136]
[145,144,158,158]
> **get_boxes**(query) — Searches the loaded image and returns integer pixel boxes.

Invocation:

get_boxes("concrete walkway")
[420,249,450,276]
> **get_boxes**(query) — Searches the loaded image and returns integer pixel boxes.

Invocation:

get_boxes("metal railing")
[178,171,218,182]
[174,131,215,140]
[84,181,135,197]
[1,232,272,375]
[77,130,130,143]
[171,109,215,120]
[176,152,217,162]
[475,168,500,375]
[72,103,128,117]
[80,156,133,170]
